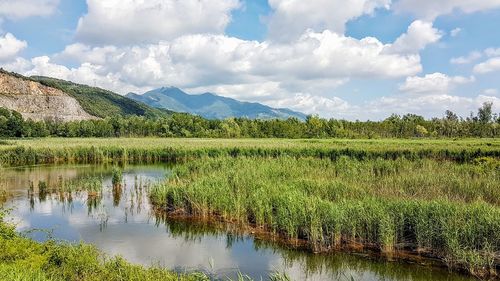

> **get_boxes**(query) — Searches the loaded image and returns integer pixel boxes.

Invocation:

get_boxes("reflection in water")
[1,164,474,281]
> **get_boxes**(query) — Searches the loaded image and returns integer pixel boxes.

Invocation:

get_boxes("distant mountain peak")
[126,87,306,120]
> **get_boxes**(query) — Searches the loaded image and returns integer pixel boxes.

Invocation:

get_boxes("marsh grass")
[0,138,498,167]
[150,156,500,278]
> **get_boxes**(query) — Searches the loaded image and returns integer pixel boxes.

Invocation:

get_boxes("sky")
[0,0,499,120]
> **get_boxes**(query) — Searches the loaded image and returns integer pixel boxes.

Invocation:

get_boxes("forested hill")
[126,87,307,120]
[30,75,172,118]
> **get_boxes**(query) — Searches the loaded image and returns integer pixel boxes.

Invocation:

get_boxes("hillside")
[30,76,171,118]
[126,87,307,120]
[0,70,96,121]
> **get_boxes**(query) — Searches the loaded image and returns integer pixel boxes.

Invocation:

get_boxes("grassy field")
[0,138,499,167]
[1,137,499,279]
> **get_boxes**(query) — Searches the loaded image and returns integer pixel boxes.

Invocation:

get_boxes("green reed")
[0,138,498,167]
[150,156,500,278]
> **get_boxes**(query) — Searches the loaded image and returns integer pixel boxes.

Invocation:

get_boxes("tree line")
[0,103,498,139]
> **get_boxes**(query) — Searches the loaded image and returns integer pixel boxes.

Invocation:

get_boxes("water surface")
[1,164,474,281]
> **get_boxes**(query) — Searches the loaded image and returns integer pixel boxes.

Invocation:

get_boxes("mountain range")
[126,87,306,120]
[0,69,305,121]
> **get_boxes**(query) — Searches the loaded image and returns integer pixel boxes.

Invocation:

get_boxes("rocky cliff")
[0,71,97,121]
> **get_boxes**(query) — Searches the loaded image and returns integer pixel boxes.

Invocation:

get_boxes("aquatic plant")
[112,167,123,187]
[150,156,500,279]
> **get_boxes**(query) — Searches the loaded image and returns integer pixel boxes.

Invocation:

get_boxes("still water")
[1,164,474,281]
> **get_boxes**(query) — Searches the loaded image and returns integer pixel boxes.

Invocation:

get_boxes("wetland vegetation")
[0,138,499,280]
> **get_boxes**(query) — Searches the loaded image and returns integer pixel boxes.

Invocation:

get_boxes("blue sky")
[0,0,499,120]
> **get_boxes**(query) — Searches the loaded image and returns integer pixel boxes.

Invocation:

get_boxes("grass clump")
[150,156,500,278]
[112,167,123,187]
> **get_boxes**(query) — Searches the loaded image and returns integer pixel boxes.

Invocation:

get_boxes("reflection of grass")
[0,174,5,205]
[151,156,500,279]
[0,189,6,205]
[32,176,104,197]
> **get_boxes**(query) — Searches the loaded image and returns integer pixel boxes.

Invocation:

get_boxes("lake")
[1,164,474,281]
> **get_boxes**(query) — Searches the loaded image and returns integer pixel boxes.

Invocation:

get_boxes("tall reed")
[150,156,500,278]
[0,138,498,167]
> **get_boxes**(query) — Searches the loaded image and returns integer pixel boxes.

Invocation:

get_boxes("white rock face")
[0,72,97,121]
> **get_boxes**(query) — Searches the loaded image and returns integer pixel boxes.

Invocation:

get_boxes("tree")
[7,111,24,137]
[0,116,7,137]
[415,125,428,138]
[445,110,459,122]
[478,102,493,124]
[305,115,325,138]
[442,110,460,137]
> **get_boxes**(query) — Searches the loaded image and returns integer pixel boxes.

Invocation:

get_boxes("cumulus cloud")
[0,33,27,61]
[399,73,475,94]
[450,51,482,64]
[384,20,442,54]
[75,0,241,45]
[473,57,500,74]
[0,0,59,19]
[266,0,390,41]
[394,0,500,20]
[270,93,351,117]
[14,31,423,94]
[12,56,148,94]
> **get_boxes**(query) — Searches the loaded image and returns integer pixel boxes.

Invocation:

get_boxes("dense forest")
[0,102,498,139]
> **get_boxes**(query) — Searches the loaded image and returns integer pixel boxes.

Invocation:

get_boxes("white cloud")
[473,57,500,74]
[16,56,148,94]
[0,0,59,19]
[0,33,27,61]
[399,73,475,94]
[269,93,351,117]
[384,20,442,54]
[450,28,462,37]
[394,0,500,20]
[485,48,500,57]
[75,0,241,45]
[450,51,482,64]
[55,43,119,66]
[266,0,390,41]
[13,31,423,95]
